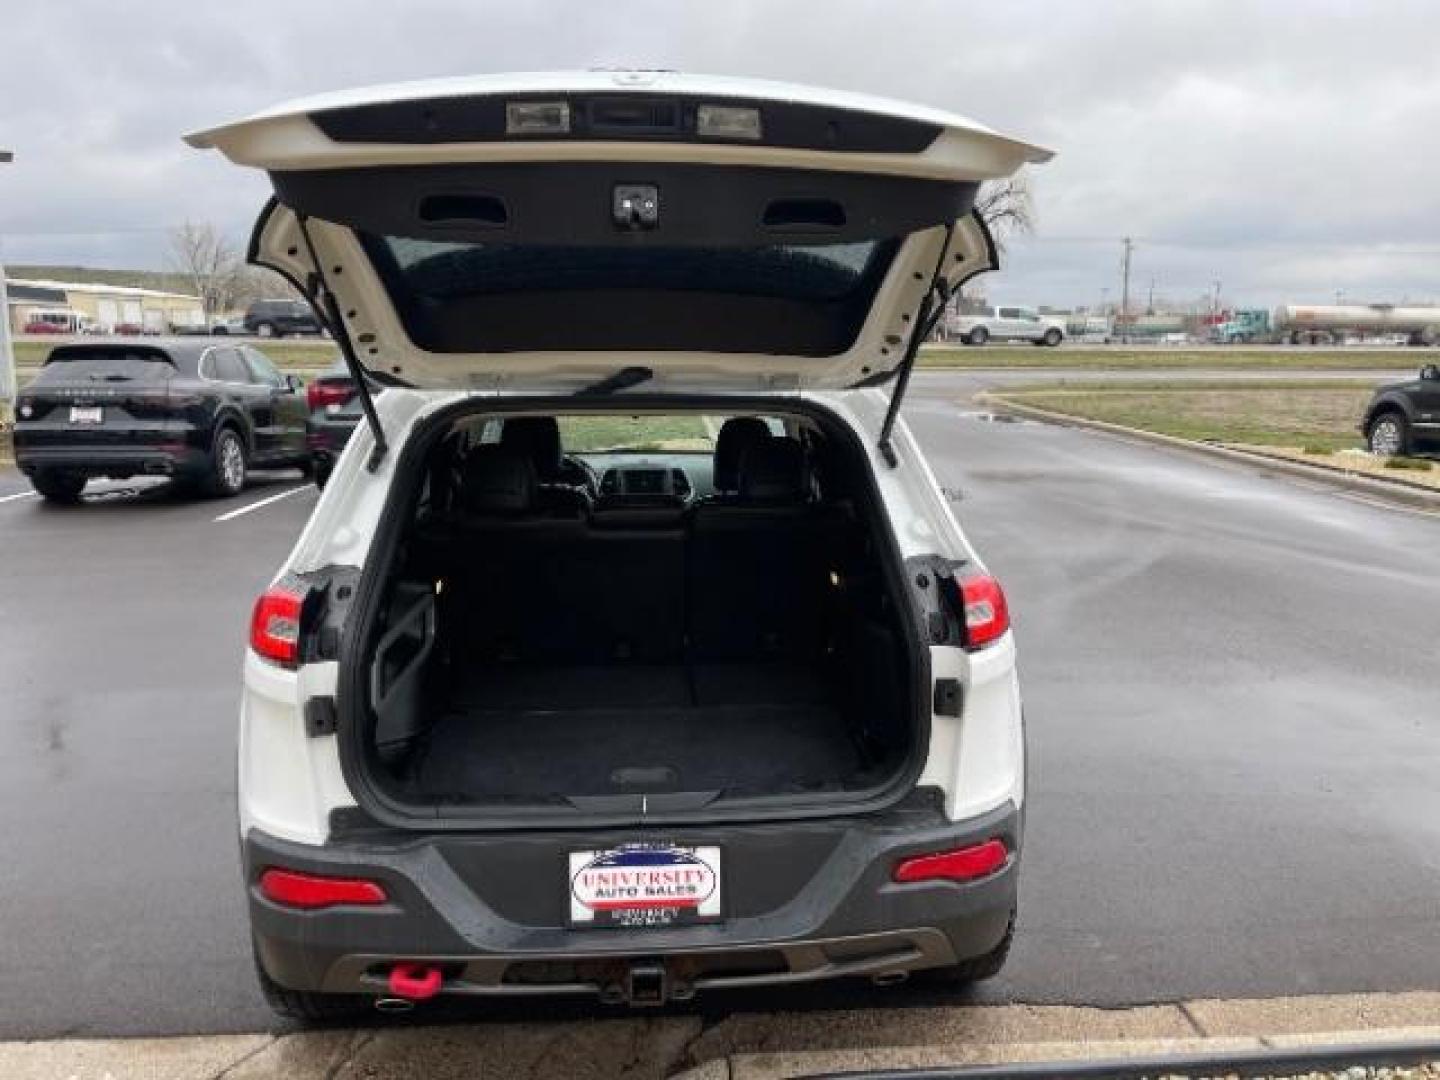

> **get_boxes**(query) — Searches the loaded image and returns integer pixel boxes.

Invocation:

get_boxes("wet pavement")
[1,380,1438,1038]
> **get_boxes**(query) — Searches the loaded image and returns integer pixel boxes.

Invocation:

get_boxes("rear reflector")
[958,574,1010,650]
[250,584,305,666]
[893,839,1009,884]
[258,867,387,909]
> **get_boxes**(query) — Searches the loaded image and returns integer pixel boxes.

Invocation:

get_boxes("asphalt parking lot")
[2,375,1439,1039]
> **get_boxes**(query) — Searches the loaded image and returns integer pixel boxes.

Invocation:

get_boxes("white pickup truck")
[953,305,1065,346]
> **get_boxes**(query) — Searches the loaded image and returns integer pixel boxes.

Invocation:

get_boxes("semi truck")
[1212,309,1271,344]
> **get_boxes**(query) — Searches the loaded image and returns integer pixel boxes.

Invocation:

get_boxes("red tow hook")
[387,963,443,1001]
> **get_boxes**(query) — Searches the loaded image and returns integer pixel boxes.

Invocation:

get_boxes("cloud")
[2,0,1437,306]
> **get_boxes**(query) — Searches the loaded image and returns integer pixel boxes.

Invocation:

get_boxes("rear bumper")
[14,444,209,479]
[305,416,360,464]
[247,795,1019,1002]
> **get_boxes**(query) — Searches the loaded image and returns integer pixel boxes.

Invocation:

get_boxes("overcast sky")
[2,0,1438,308]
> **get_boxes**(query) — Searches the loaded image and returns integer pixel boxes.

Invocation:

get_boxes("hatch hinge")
[878,223,956,468]
[295,214,389,471]
[304,696,339,737]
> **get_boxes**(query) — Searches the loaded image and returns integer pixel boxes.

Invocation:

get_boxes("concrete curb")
[6,992,1440,1079]
[979,392,1440,513]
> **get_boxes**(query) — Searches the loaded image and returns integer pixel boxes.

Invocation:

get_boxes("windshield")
[361,235,898,356]
[557,414,717,453]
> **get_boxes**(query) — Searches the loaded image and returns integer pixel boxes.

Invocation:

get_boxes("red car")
[22,321,69,335]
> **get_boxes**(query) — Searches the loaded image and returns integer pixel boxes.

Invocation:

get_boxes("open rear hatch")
[187,70,1050,397]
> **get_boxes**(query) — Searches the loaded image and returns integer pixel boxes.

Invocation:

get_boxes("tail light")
[955,573,1010,650]
[893,839,1009,884]
[307,380,350,411]
[250,583,306,666]
[258,867,387,909]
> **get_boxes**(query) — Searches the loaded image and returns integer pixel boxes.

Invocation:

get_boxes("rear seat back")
[450,446,589,661]
[688,437,832,661]
[454,445,684,664]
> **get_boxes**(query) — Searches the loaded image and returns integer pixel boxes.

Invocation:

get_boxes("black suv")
[1361,364,1440,457]
[243,299,324,338]
[13,340,311,502]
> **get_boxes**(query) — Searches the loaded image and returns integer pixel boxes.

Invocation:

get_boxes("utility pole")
[0,150,14,411]
[1119,237,1134,344]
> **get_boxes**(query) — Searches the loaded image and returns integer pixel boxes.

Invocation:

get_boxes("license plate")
[569,844,721,929]
[69,406,103,424]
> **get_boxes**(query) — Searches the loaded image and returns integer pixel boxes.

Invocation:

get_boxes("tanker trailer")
[1274,304,1440,346]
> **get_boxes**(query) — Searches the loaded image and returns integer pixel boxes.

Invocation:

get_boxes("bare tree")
[166,221,241,321]
[943,175,1037,327]
[974,174,1035,253]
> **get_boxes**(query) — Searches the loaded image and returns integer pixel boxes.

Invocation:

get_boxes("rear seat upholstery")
[688,437,834,662]
[445,432,849,676]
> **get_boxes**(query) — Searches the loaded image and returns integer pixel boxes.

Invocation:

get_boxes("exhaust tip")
[374,997,416,1013]
[871,970,910,987]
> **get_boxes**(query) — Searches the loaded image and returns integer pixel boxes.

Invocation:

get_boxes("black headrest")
[500,417,563,479]
[712,417,771,492]
[460,446,536,514]
[738,436,809,504]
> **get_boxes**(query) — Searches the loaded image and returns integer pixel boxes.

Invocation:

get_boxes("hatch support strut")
[877,223,956,468]
[296,214,388,471]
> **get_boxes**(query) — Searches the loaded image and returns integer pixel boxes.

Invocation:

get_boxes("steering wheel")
[561,455,601,497]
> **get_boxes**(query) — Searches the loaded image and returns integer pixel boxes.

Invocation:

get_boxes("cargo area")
[346,405,921,821]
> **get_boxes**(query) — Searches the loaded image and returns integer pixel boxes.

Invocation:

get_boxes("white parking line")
[0,490,37,505]
[213,485,312,523]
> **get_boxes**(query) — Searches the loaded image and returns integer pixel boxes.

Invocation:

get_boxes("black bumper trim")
[247,797,1020,998]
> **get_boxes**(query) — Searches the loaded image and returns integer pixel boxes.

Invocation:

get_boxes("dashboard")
[576,452,715,505]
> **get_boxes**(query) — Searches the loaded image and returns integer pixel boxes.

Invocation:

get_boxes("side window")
[243,348,285,388]
[998,307,1020,319]
[210,348,250,383]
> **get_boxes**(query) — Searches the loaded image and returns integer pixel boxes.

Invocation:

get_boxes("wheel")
[314,460,333,490]
[1368,412,1409,457]
[212,326,229,336]
[253,947,369,1024]
[912,914,1014,988]
[1042,328,1063,347]
[31,470,86,504]
[966,327,989,346]
[255,322,276,338]
[204,427,248,497]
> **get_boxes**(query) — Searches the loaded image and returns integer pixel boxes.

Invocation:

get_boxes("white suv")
[189,71,1049,1019]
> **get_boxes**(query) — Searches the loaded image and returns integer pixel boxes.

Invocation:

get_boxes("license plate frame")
[69,406,103,424]
[568,844,722,929]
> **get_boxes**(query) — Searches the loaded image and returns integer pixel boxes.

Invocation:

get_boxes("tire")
[966,327,990,346]
[912,914,1014,988]
[1368,411,1410,457]
[255,322,276,339]
[204,426,248,497]
[31,470,86,504]
[253,948,369,1024]
[314,460,333,490]
[1042,328,1063,347]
